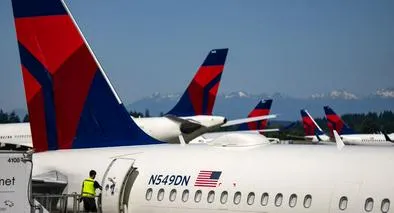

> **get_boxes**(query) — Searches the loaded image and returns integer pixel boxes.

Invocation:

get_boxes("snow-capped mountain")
[309,90,358,100]
[374,88,394,98]
[127,89,394,121]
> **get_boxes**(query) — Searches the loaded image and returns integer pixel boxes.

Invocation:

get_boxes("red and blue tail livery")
[238,99,273,131]
[300,109,324,136]
[12,0,161,152]
[324,106,355,135]
[167,49,228,116]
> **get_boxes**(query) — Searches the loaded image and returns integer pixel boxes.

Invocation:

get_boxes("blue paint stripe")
[18,42,58,150]
[73,70,162,148]
[201,49,228,66]
[201,72,222,114]
[12,0,67,18]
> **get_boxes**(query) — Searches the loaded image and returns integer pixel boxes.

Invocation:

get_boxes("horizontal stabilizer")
[221,114,277,128]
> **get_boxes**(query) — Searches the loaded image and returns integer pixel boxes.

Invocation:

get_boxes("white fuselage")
[0,123,32,147]
[0,115,226,146]
[33,143,394,213]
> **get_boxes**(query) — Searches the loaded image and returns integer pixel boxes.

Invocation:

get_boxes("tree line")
[1,108,393,138]
[0,110,28,123]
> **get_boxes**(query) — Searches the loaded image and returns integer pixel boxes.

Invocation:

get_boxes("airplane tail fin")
[238,99,273,131]
[300,109,325,137]
[11,0,161,152]
[323,106,355,135]
[167,48,228,116]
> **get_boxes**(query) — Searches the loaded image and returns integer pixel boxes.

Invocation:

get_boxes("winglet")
[383,133,393,143]
[167,48,229,116]
[333,130,345,150]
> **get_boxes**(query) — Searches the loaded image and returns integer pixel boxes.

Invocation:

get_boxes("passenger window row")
[145,188,312,208]
[339,196,390,213]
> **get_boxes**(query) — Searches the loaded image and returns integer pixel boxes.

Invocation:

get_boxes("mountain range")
[127,88,394,121]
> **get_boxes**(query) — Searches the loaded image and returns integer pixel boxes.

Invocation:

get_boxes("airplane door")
[100,158,138,213]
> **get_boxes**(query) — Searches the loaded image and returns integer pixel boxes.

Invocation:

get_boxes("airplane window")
[303,194,312,208]
[157,188,165,201]
[182,190,189,202]
[381,198,390,213]
[365,197,374,212]
[289,194,297,208]
[261,192,269,206]
[275,193,283,207]
[207,190,215,203]
[145,188,153,201]
[220,191,228,204]
[247,192,255,205]
[169,189,177,202]
[233,192,242,205]
[194,190,202,203]
[339,196,348,210]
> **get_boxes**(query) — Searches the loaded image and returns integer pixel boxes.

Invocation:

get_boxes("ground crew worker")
[81,170,102,212]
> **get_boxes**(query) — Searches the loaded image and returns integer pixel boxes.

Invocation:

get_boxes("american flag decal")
[194,170,222,187]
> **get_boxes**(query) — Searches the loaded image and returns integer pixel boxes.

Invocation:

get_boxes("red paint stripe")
[53,45,98,149]
[15,15,84,74]
[22,67,48,152]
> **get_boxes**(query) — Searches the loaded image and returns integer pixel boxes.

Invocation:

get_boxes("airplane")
[10,1,394,213]
[300,109,330,142]
[324,106,393,144]
[190,99,280,144]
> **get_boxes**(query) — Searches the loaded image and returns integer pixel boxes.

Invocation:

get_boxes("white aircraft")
[10,1,394,213]
[324,106,393,145]
[299,109,330,142]
[298,108,393,145]
[0,122,31,147]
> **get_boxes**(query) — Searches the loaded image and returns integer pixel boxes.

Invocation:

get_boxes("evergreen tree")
[8,111,20,123]
[23,114,29,122]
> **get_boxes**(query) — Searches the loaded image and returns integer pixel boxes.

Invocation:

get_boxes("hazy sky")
[0,0,393,110]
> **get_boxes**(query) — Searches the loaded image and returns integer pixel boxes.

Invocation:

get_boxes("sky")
[0,0,393,111]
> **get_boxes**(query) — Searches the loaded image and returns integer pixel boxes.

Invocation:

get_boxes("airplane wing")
[221,114,277,127]
[165,115,204,134]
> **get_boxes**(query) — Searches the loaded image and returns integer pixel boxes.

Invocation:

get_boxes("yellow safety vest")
[81,178,96,198]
